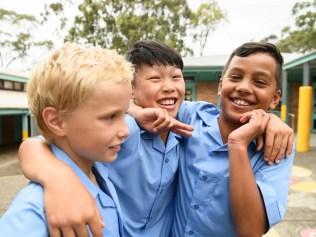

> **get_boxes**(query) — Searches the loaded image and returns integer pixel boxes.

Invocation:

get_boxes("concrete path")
[0,137,316,236]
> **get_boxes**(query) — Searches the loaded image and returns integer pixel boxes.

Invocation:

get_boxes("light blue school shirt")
[104,114,182,237]
[0,145,123,237]
[173,101,295,237]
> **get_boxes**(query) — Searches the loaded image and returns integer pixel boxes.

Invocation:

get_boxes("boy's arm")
[128,104,193,136]
[228,110,270,236]
[18,138,104,237]
[264,113,294,163]
[240,112,294,164]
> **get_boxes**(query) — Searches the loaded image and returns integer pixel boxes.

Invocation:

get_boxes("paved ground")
[0,137,316,236]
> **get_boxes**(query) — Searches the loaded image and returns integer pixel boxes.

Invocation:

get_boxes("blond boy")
[0,43,133,237]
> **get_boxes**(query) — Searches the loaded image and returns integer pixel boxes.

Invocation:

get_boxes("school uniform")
[173,101,295,237]
[105,114,182,237]
[0,145,123,237]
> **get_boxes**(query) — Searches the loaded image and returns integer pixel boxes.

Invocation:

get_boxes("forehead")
[226,53,277,77]
[136,63,182,75]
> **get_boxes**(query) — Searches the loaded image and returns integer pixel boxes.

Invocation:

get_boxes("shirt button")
[188,230,194,235]
[165,158,169,163]
[193,204,199,210]
[201,175,208,181]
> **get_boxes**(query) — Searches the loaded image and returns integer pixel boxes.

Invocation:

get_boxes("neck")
[159,131,169,144]
[217,114,241,144]
[53,139,96,182]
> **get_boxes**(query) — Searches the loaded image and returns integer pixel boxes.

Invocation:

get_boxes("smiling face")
[132,64,185,118]
[218,53,281,126]
[60,80,132,167]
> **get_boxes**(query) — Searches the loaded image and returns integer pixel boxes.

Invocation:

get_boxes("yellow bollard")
[280,104,287,122]
[297,86,313,152]
[22,130,29,140]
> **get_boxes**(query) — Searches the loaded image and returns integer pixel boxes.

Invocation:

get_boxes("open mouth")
[231,98,253,107]
[158,98,177,107]
[109,144,121,153]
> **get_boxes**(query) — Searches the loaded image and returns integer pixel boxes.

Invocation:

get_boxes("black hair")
[126,40,183,71]
[221,42,283,90]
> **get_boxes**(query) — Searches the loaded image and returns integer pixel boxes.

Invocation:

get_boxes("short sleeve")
[255,149,295,227]
[0,183,48,236]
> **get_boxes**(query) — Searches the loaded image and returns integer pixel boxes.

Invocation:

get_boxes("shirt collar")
[50,144,102,199]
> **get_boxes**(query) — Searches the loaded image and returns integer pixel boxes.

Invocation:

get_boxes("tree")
[191,1,225,56]
[261,0,316,53]
[0,8,53,69]
[42,0,225,56]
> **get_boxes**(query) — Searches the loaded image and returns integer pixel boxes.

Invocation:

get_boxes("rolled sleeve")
[255,150,295,227]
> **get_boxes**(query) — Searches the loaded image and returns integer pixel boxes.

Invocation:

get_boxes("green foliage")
[0,8,53,68]
[43,0,225,56]
[262,0,316,53]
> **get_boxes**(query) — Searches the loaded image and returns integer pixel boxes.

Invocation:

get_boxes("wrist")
[227,137,248,152]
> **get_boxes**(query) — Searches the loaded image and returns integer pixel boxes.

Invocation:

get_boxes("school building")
[183,51,316,151]
[0,52,315,151]
[0,68,29,147]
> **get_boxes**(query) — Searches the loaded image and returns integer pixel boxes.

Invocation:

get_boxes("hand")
[134,108,194,137]
[262,113,294,164]
[44,165,104,237]
[228,109,270,148]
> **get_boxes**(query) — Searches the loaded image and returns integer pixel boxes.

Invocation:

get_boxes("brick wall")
[196,82,219,104]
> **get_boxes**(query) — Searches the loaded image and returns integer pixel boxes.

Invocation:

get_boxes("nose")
[235,79,252,94]
[161,78,175,93]
[118,118,129,140]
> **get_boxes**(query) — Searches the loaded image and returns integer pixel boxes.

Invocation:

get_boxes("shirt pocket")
[192,170,219,205]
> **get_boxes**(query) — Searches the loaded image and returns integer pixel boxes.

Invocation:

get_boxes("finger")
[264,131,274,163]
[255,135,264,151]
[74,224,90,237]
[171,127,193,137]
[239,111,253,123]
[153,118,172,132]
[152,110,170,128]
[261,112,270,131]
[152,110,169,127]
[87,210,104,237]
[48,225,61,237]
[269,132,283,162]
[60,227,76,237]
[286,132,294,157]
[170,119,193,131]
[274,134,288,163]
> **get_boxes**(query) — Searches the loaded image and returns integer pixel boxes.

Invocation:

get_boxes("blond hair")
[27,43,133,136]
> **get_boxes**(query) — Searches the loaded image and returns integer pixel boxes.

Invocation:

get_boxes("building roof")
[284,51,316,70]
[0,90,28,109]
[183,53,302,68]
[0,68,30,83]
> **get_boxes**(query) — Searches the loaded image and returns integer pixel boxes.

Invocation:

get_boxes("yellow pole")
[297,86,313,152]
[22,114,29,140]
[280,104,287,122]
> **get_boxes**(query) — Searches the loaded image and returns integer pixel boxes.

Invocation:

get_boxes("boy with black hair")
[173,42,295,236]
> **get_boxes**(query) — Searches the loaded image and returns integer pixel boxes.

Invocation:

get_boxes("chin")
[102,154,118,163]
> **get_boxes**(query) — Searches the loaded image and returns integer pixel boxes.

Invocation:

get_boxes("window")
[4,80,13,89]
[185,88,193,101]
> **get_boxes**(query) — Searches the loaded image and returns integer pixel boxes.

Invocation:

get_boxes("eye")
[101,113,117,121]
[172,74,183,81]
[254,79,268,88]
[229,74,242,81]
[148,76,161,82]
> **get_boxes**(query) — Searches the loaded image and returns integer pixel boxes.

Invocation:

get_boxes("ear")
[269,89,281,110]
[42,107,66,137]
[217,79,223,96]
